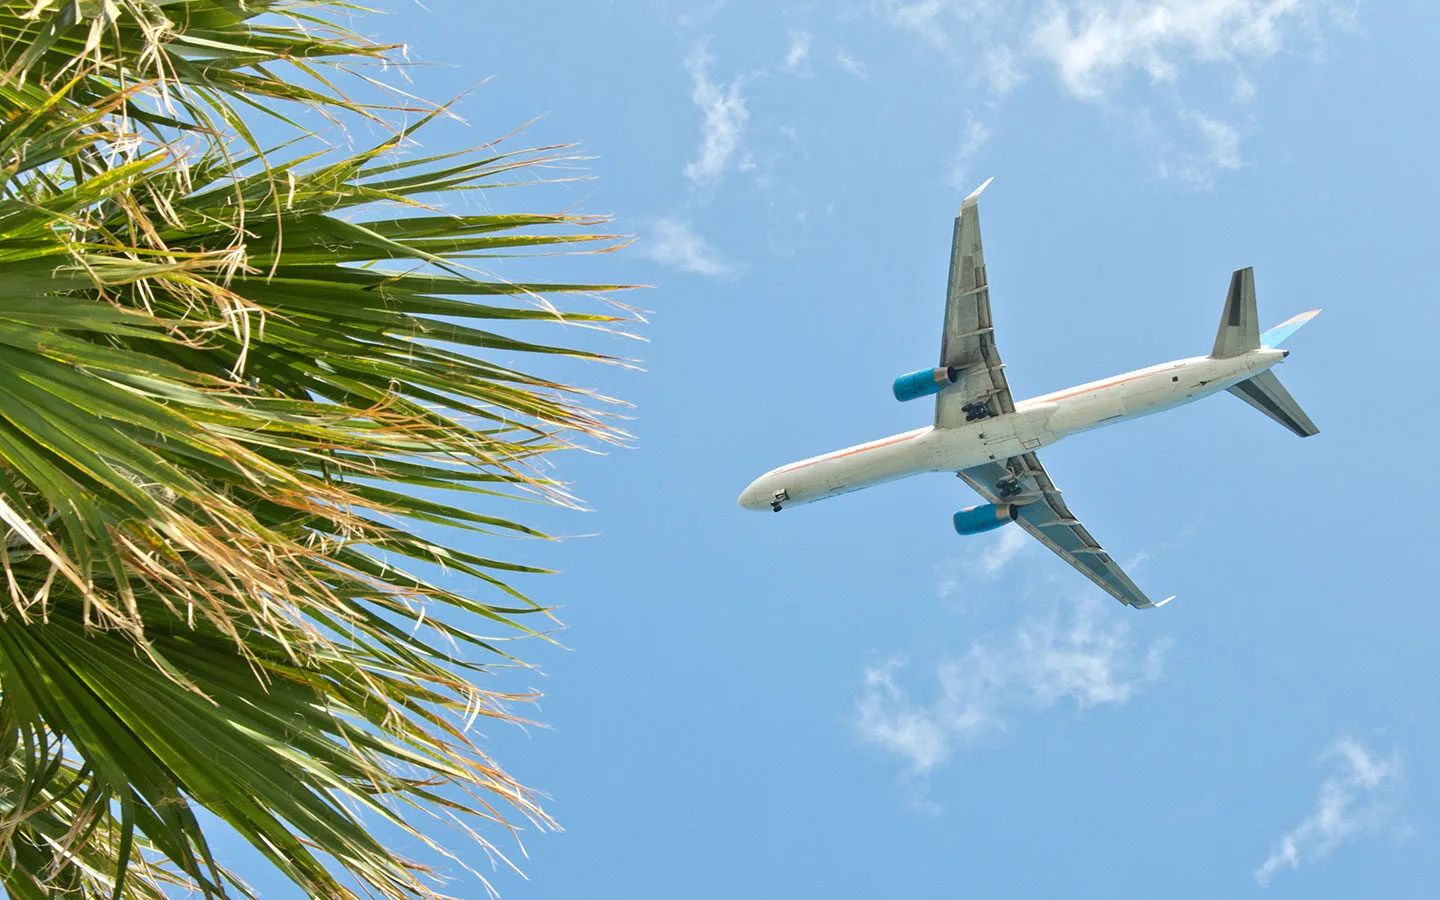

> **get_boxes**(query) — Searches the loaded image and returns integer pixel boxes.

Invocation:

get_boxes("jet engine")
[892,366,961,402]
[952,502,1020,535]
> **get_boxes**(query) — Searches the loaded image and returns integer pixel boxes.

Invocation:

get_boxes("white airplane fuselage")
[739,348,1286,511]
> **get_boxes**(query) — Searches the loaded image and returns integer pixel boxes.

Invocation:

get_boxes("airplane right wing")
[959,454,1172,610]
[934,178,1015,429]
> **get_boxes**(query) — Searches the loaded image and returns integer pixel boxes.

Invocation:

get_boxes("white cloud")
[865,0,1344,187]
[783,30,813,74]
[867,0,1340,102]
[684,44,750,187]
[640,218,740,279]
[1256,738,1406,886]
[1030,0,1321,100]
[836,50,870,78]
[858,601,1167,774]
[945,114,992,192]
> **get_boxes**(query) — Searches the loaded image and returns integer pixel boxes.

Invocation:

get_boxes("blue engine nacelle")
[953,503,1020,535]
[892,366,961,402]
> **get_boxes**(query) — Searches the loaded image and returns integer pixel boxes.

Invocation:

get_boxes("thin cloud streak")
[1256,738,1406,886]
[640,218,740,279]
[945,114,992,193]
[836,50,870,78]
[858,601,1168,774]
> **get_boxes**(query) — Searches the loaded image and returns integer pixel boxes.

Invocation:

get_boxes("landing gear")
[996,477,1023,499]
[962,401,991,422]
[771,488,789,513]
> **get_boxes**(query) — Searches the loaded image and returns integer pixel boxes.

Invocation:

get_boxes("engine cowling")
[952,502,1020,535]
[892,366,961,402]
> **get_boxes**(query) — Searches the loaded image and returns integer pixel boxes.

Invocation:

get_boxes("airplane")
[737,179,1320,610]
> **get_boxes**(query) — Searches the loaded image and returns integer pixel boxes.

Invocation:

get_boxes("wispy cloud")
[640,218,739,279]
[983,46,1024,94]
[858,601,1168,775]
[945,114,992,192]
[835,50,870,78]
[1233,73,1257,103]
[783,30,813,74]
[934,523,1027,606]
[978,525,1028,578]
[1155,110,1243,186]
[1256,738,1407,886]
[684,44,750,188]
[881,0,949,47]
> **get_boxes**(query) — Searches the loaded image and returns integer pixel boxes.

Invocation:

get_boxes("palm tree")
[0,2,632,897]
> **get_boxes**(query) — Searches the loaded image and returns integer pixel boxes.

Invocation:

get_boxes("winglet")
[961,176,994,211]
[1153,595,1176,609]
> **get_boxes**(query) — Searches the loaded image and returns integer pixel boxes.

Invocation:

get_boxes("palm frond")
[0,2,636,897]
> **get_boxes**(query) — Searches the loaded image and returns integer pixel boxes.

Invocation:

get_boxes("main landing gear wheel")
[962,401,991,422]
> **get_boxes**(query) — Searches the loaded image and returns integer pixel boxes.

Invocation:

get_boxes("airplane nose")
[737,478,765,510]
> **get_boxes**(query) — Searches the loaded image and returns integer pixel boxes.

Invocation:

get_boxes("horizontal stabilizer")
[1261,309,1322,349]
[1212,267,1260,358]
[1229,370,1319,438]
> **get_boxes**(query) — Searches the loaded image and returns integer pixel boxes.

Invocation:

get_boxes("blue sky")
[229,1,1440,896]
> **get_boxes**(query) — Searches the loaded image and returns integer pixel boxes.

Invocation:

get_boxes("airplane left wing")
[935,178,1015,429]
[959,454,1172,610]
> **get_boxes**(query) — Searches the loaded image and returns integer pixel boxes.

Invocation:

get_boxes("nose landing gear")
[771,488,789,513]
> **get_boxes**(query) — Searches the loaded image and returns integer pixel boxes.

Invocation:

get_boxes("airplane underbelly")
[976,418,1022,460]
[927,407,1058,471]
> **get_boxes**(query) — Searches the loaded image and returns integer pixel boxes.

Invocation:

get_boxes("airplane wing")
[935,178,1015,429]
[958,454,1173,610]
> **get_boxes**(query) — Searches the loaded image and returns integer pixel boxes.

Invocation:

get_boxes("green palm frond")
[0,2,636,898]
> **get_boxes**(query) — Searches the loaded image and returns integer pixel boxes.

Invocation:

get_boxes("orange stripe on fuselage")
[1030,368,1162,404]
[774,428,926,474]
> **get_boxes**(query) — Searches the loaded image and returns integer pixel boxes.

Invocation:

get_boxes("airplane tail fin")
[1229,370,1319,438]
[1211,267,1321,437]
[1211,267,1260,358]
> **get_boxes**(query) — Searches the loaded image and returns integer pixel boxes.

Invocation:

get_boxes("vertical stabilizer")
[1211,267,1260,358]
